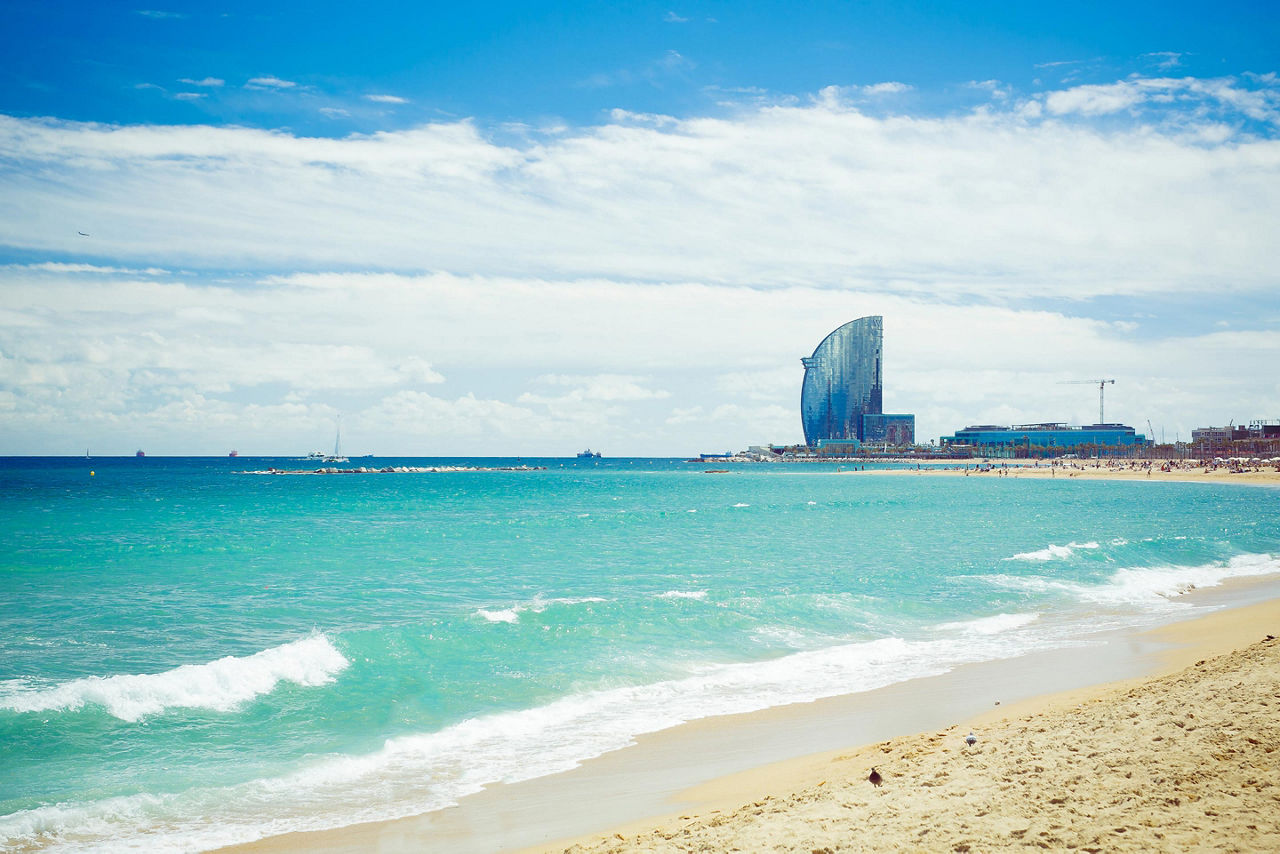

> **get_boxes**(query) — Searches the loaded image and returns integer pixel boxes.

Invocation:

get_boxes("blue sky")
[5,2,1277,133]
[1,2,1278,454]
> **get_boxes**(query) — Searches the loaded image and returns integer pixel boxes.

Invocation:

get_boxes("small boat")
[228,450,239,457]
[576,449,602,459]
[305,451,324,460]
[136,450,145,457]
[323,420,348,463]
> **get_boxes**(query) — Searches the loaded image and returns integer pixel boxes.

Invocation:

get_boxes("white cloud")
[319,107,351,118]
[180,77,224,87]
[2,74,1279,453]
[136,10,186,20]
[246,76,298,90]
[2,265,1276,454]
[174,92,205,101]
[1143,52,1183,71]
[664,11,688,23]
[862,81,912,96]
[364,94,409,104]
[529,374,671,402]
[4,76,1277,300]
[1044,81,1147,115]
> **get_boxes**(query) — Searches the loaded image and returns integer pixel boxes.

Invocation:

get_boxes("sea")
[2,455,1279,852]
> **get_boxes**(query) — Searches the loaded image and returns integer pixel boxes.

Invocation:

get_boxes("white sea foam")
[732,503,750,508]
[935,612,1040,635]
[0,628,1055,853]
[981,552,1280,610]
[1005,541,1100,561]
[0,634,348,722]
[475,595,609,625]
[657,590,708,600]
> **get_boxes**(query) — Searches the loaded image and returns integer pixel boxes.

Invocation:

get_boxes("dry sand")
[547,599,1280,854]
[845,460,1280,487]
[219,595,1280,854]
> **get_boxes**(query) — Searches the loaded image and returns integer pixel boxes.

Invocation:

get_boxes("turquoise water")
[2,456,1278,852]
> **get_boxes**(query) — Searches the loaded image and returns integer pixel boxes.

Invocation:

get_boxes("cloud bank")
[1,74,1277,454]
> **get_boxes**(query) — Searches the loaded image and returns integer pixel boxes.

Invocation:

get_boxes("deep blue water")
[2,456,1278,852]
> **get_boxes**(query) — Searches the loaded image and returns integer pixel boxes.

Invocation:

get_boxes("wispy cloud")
[179,77,224,87]
[5,74,1277,300]
[861,81,912,96]
[319,107,351,118]
[1143,51,1184,70]
[364,94,409,104]
[174,92,205,101]
[664,11,688,23]
[580,49,696,88]
[246,76,298,90]
[135,10,187,20]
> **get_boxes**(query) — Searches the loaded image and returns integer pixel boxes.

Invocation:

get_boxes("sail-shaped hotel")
[800,316,914,448]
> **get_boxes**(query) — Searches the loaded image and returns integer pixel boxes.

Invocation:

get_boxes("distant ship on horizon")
[576,449,602,459]
[135,450,145,457]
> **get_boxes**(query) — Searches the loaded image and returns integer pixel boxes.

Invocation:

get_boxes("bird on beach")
[965,732,977,746]
[868,767,883,787]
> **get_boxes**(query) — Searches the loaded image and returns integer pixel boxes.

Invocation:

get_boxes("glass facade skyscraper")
[800,315,884,445]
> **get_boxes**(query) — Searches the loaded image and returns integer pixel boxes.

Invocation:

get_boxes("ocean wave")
[0,634,348,722]
[0,628,1061,853]
[935,612,1040,635]
[657,590,707,600]
[475,595,609,624]
[980,552,1280,609]
[1004,541,1100,561]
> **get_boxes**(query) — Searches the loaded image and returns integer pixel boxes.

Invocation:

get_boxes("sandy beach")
[845,459,1280,487]
[218,588,1280,854]
[546,597,1280,853]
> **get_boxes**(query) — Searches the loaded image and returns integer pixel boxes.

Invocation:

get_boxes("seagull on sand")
[966,732,977,746]
[868,767,883,787]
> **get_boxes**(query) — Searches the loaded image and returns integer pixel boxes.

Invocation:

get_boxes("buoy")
[90,471,95,476]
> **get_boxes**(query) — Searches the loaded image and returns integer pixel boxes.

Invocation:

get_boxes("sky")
[1,1,1278,456]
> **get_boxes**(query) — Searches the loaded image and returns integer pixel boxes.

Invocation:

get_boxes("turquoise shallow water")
[2,456,1279,852]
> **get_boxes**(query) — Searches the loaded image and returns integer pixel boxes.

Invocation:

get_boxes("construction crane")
[1059,379,1115,425]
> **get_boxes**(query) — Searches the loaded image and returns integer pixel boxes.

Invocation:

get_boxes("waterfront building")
[800,316,916,446]
[940,423,1148,451]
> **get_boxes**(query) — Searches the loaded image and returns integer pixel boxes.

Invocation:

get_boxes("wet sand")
[218,583,1280,854]
[545,596,1280,853]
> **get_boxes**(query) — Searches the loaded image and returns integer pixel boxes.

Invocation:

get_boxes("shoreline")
[839,458,1280,487]
[550,596,1280,853]
[217,575,1280,854]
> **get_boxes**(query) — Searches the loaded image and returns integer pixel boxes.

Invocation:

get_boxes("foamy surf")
[476,595,609,624]
[979,552,1280,610]
[0,634,348,722]
[1005,541,1101,561]
[0,628,1072,854]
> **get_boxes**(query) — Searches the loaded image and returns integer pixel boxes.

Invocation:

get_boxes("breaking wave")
[0,634,348,722]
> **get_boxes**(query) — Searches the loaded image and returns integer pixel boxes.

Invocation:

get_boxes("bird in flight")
[77,231,89,236]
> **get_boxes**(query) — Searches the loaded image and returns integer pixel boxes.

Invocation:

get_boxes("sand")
[842,459,1280,487]
[546,598,1280,854]
[218,594,1280,854]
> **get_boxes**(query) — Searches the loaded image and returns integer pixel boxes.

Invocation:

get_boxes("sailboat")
[323,420,348,463]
